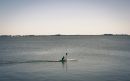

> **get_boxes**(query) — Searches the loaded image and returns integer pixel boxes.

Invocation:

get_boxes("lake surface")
[0,35,130,81]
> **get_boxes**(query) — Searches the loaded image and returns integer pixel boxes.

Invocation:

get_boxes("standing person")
[66,53,68,61]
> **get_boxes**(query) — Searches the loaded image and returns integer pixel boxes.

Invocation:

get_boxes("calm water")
[0,36,130,81]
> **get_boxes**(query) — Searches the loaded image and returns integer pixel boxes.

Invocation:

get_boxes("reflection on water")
[61,61,68,72]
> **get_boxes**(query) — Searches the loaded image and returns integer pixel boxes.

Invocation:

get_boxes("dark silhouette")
[66,53,68,56]
[66,53,68,61]
[61,53,68,62]
[61,56,65,61]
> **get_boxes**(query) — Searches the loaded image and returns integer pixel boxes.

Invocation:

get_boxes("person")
[61,53,68,62]
[66,53,68,61]
[66,53,68,56]
[61,56,65,61]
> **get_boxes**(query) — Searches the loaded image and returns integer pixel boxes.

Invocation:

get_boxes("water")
[0,35,130,81]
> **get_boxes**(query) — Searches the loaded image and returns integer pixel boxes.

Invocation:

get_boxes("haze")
[0,0,130,35]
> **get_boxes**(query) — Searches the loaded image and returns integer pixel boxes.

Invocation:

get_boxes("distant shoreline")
[0,34,129,37]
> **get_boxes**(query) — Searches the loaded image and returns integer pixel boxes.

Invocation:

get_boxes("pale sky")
[0,0,130,35]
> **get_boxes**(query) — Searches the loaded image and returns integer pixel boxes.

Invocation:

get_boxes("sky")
[0,0,130,35]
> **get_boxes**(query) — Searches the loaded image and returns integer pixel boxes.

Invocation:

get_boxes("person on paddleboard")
[61,53,68,62]
[66,53,68,61]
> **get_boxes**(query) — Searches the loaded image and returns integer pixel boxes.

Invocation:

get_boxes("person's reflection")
[61,61,68,72]
[61,52,68,72]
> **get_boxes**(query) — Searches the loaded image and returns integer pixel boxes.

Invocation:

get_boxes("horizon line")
[0,34,129,36]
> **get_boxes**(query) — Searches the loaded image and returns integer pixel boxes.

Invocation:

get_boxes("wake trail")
[0,60,61,65]
[0,59,78,65]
